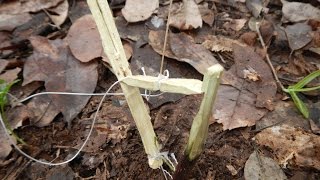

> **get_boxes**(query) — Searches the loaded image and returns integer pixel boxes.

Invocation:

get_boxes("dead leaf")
[68,0,91,23]
[255,124,320,170]
[240,32,258,46]
[0,0,64,14]
[169,32,219,74]
[285,23,312,51]
[213,84,268,130]
[115,16,149,42]
[198,2,215,27]
[0,59,9,73]
[223,19,247,32]
[202,35,247,52]
[148,30,177,59]
[23,36,98,126]
[233,44,277,110]
[244,151,287,180]
[0,126,13,160]
[256,101,312,132]
[169,0,203,30]
[121,0,159,23]
[66,15,103,63]
[26,95,60,127]
[46,0,68,28]
[0,13,32,31]
[281,0,320,23]
[0,67,21,83]
[246,0,269,18]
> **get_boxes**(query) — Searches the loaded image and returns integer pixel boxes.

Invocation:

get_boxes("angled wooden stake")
[87,0,162,169]
[185,64,223,160]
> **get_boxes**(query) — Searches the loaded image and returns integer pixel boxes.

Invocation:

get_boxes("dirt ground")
[0,0,320,179]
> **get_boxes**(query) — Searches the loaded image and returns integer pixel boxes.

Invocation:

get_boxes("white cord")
[0,69,170,166]
[0,78,122,166]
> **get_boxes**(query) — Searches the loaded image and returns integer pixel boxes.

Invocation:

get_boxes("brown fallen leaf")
[23,36,98,126]
[223,19,247,32]
[67,15,133,64]
[255,124,320,170]
[115,16,149,42]
[213,84,268,130]
[26,95,60,127]
[256,101,312,132]
[0,0,64,14]
[233,44,277,110]
[281,0,320,23]
[169,32,219,74]
[285,23,312,51]
[0,13,32,31]
[121,0,159,23]
[244,151,287,180]
[202,35,247,52]
[149,30,177,59]
[0,59,9,73]
[66,15,103,63]
[246,0,269,18]
[169,0,203,30]
[0,126,13,160]
[45,0,68,28]
[0,67,21,83]
[198,2,215,27]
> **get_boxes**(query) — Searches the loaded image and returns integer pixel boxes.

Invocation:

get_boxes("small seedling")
[283,70,320,118]
[0,79,25,144]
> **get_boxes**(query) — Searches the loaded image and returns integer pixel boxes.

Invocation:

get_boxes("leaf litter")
[1,0,320,179]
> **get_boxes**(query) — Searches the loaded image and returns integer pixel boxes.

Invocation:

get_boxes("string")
[0,70,168,166]
[159,0,173,74]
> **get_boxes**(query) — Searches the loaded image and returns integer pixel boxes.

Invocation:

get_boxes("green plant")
[0,79,25,144]
[283,70,320,118]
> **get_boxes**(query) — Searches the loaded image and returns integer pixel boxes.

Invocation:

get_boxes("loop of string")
[0,68,174,167]
[148,151,178,180]
[141,68,170,101]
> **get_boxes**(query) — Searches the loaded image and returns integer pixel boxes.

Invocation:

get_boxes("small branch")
[256,22,285,91]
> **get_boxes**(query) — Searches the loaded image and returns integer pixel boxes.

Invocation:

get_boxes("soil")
[1,0,320,180]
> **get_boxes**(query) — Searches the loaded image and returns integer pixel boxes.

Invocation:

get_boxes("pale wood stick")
[87,0,162,169]
[185,64,223,160]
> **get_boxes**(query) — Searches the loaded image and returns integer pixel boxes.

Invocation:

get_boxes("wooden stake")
[185,64,223,160]
[87,0,162,169]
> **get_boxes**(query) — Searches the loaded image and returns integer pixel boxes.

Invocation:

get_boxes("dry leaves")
[121,0,159,23]
[149,30,218,74]
[255,124,320,170]
[169,0,203,30]
[45,0,69,28]
[67,15,102,63]
[0,0,64,14]
[281,0,320,23]
[23,36,98,126]
[202,35,247,52]
[233,44,277,110]
[285,23,312,51]
[213,83,268,130]
[0,13,32,31]
[244,151,287,180]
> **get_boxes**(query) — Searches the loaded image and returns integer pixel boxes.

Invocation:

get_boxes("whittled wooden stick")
[87,0,162,169]
[185,64,223,160]
[122,75,203,95]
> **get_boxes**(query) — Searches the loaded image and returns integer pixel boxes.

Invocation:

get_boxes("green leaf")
[0,79,19,111]
[289,92,309,118]
[290,70,320,90]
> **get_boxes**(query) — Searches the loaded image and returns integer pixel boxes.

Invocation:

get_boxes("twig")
[160,0,173,74]
[256,22,285,91]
